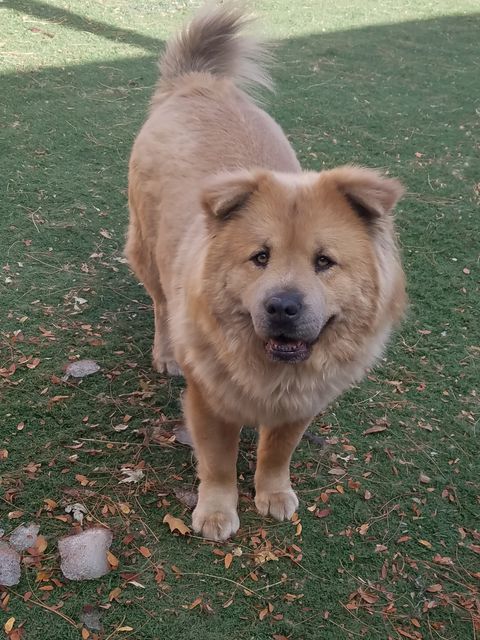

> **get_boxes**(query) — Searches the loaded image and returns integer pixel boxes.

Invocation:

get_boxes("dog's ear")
[201,170,259,221]
[326,166,404,222]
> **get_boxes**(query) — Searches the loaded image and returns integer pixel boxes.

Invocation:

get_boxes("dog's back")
[126,2,299,298]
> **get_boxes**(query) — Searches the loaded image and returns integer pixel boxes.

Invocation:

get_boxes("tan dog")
[125,3,406,541]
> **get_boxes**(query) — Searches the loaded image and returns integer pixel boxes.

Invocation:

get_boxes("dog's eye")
[251,250,269,267]
[315,254,335,272]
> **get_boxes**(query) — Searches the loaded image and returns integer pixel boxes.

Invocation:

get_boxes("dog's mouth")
[263,317,336,363]
[264,336,312,363]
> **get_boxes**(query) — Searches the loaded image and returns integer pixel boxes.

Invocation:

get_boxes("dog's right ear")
[201,170,259,221]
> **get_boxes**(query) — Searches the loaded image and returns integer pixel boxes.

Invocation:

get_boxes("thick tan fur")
[125,2,407,541]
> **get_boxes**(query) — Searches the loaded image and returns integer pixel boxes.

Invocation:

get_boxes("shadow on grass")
[2,0,163,51]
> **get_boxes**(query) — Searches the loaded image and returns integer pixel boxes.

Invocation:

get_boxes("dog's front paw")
[255,488,299,521]
[152,356,183,377]
[192,504,239,542]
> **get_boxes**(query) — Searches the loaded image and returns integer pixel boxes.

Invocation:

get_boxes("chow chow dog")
[125,2,406,541]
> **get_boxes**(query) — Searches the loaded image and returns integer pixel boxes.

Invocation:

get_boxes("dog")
[125,2,406,541]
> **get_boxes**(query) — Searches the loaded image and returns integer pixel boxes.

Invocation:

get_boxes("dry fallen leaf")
[419,539,433,549]
[224,553,233,569]
[163,513,191,536]
[75,474,89,486]
[174,487,197,509]
[4,617,15,634]
[139,546,151,558]
[119,469,144,484]
[107,551,119,568]
[328,467,345,476]
[362,425,387,435]
[433,553,453,566]
[109,587,122,602]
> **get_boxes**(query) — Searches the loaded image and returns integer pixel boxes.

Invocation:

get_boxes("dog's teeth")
[269,339,304,352]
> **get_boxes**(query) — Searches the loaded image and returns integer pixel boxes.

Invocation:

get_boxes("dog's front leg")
[254,420,310,521]
[183,377,242,541]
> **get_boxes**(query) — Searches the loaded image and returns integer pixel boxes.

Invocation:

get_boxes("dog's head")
[200,166,406,365]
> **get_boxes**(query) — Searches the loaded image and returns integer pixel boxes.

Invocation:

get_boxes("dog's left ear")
[326,166,404,221]
[201,170,260,221]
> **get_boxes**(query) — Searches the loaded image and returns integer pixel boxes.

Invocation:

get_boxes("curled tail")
[157,1,272,94]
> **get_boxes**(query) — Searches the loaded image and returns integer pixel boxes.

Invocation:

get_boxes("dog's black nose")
[265,291,303,321]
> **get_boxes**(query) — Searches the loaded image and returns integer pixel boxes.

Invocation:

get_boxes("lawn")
[1,1,479,639]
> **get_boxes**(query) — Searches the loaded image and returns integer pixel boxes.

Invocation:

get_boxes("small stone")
[9,523,40,552]
[64,359,100,379]
[58,528,113,581]
[0,541,21,586]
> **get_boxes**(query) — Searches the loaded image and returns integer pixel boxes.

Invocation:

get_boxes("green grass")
[1,1,479,638]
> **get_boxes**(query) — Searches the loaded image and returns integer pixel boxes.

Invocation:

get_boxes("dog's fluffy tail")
[157,2,272,95]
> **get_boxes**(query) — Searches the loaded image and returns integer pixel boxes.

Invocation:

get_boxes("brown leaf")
[49,395,70,404]
[419,473,431,484]
[108,587,122,602]
[375,544,388,553]
[315,508,332,519]
[426,584,442,593]
[419,539,432,549]
[258,606,269,621]
[363,425,387,435]
[75,474,89,486]
[397,535,411,543]
[468,544,480,555]
[138,546,151,558]
[4,618,15,634]
[328,467,345,476]
[107,551,119,568]
[358,523,369,536]
[173,488,197,509]
[358,589,379,604]
[188,597,202,610]
[224,553,233,569]
[8,511,24,520]
[396,629,418,639]
[433,553,454,566]
[163,513,191,536]
[155,567,166,583]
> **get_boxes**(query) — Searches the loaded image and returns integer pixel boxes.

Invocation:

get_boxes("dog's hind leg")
[125,216,181,376]
[151,297,182,376]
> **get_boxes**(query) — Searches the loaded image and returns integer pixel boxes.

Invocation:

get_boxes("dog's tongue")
[266,338,306,353]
